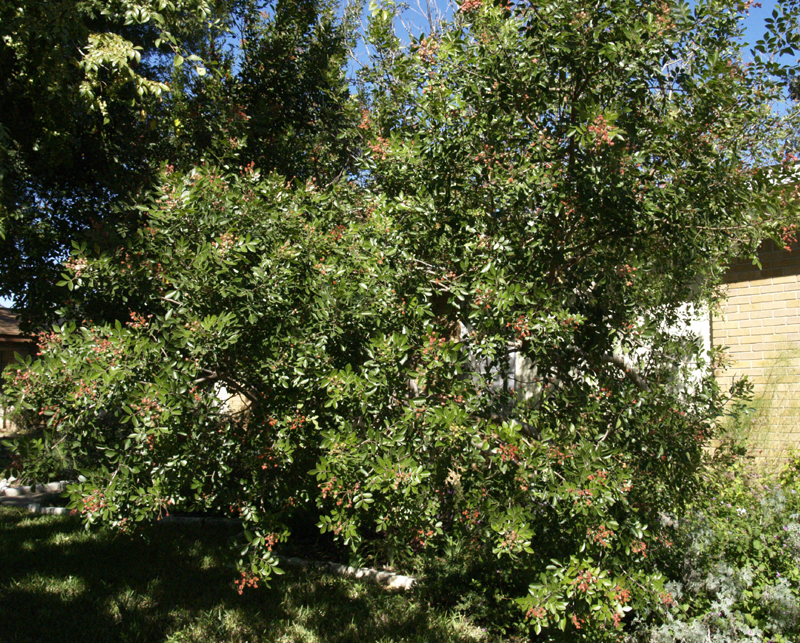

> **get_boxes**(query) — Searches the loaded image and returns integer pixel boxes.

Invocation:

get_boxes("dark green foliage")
[236,0,358,182]
[0,0,214,324]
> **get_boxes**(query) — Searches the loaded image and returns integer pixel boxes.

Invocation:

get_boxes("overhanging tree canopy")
[0,0,356,325]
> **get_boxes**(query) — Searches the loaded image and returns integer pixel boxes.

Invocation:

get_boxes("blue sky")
[0,0,791,311]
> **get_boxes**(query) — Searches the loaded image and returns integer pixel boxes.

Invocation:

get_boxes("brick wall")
[713,240,800,462]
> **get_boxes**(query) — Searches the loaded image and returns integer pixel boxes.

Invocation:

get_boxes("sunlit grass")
[0,506,492,643]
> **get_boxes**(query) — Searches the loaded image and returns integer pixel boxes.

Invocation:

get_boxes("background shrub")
[633,456,800,643]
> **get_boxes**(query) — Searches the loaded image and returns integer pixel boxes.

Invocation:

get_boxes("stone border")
[279,556,416,590]
[157,515,239,526]
[1,480,70,496]
[22,503,72,516]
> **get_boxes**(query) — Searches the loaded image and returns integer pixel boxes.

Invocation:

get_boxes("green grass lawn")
[0,507,491,643]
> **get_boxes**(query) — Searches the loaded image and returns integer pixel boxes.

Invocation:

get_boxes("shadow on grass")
[0,507,488,643]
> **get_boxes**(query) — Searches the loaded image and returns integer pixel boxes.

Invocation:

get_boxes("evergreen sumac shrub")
[5,0,800,640]
[6,167,428,537]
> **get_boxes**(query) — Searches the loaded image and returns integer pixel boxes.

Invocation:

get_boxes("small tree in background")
[0,0,358,326]
[0,0,220,324]
[4,0,800,640]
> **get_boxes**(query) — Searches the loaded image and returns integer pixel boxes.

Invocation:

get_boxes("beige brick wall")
[713,240,800,462]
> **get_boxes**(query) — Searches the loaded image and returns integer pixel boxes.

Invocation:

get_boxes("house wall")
[713,240,800,462]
